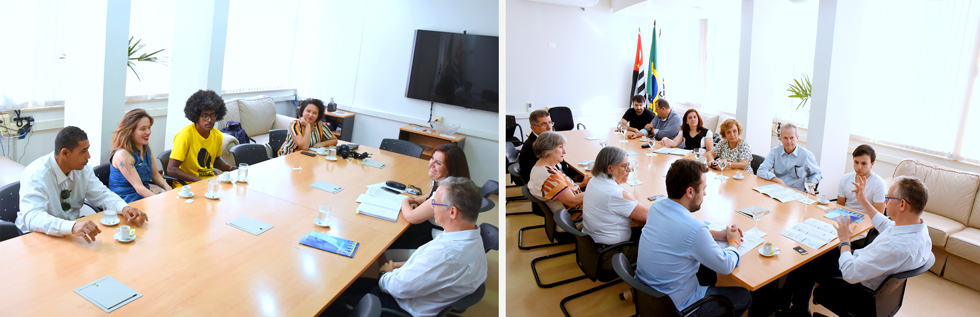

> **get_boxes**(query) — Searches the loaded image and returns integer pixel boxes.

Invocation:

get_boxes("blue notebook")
[824,208,866,223]
[299,231,360,258]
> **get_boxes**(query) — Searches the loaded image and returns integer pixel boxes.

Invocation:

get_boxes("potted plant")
[127,37,166,81]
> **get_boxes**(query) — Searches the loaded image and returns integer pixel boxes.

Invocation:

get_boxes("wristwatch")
[379,270,388,278]
[838,242,851,249]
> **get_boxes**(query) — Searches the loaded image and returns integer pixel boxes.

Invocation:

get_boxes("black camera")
[337,144,372,160]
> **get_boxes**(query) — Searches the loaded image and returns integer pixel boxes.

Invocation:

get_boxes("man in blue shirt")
[756,124,822,192]
[639,98,682,141]
[636,159,753,316]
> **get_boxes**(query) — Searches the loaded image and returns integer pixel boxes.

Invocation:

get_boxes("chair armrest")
[273,114,294,130]
[83,200,103,213]
[381,308,413,317]
[576,123,586,130]
[598,241,639,255]
[0,220,23,241]
[162,175,188,186]
[681,294,735,317]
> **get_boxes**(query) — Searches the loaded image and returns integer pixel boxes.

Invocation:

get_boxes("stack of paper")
[780,218,838,250]
[735,205,772,219]
[653,147,693,156]
[356,185,408,222]
[753,184,806,203]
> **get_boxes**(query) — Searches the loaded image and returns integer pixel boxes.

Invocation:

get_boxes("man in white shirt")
[17,126,148,243]
[635,159,753,316]
[837,144,886,213]
[782,176,932,316]
[325,177,487,317]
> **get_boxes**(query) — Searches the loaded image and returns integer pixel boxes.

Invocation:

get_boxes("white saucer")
[219,176,234,183]
[100,217,120,226]
[235,178,249,183]
[204,192,220,200]
[178,191,194,198]
[325,157,338,161]
[733,175,745,180]
[618,139,629,143]
[314,218,331,227]
[114,232,136,242]
[759,247,779,257]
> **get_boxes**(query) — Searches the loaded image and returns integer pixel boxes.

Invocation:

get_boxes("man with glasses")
[518,109,578,183]
[780,176,932,316]
[637,98,681,141]
[17,126,148,243]
[324,177,487,316]
[167,90,236,187]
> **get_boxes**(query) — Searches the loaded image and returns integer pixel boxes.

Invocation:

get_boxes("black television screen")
[405,30,498,113]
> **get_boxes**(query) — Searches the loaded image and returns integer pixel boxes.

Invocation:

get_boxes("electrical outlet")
[527,103,532,112]
[433,116,444,123]
[0,113,11,135]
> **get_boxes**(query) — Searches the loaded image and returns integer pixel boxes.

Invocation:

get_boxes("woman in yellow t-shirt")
[278,98,338,156]
[167,90,236,187]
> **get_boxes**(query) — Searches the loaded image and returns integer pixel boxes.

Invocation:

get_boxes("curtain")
[0,0,67,110]
[222,0,300,94]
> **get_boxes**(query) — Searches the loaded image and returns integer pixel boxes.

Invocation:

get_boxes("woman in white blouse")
[582,146,648,246]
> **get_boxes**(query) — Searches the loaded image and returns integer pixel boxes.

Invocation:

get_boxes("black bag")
[221,121,255,144]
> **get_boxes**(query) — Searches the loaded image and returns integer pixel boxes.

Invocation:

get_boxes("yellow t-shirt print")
[171,124,223,183]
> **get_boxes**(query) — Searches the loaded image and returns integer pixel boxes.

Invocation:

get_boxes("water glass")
[600,140,608,148]
[317,204,332,225]
[327,147,337,160]
[238,163,249,182]
[208,178,219,195]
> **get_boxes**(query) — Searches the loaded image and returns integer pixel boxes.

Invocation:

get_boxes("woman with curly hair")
[167,89,236,187]
[107,108,172,202]
[278,98,338,155]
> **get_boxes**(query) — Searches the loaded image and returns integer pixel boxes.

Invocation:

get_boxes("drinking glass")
[628,159,639,187]
[648,139,656,156]
[752,208,764,231]
[317,203,331,226]
[600,139,608,148]
[805,181,816,202]
[238,163,249,182]
[718,159,729,179]
[208,178,219,196]
[694,148,703,162]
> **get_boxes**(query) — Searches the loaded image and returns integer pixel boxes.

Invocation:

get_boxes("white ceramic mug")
[117,225,133,239]
[180,186,191,196]
[736,171,743,178]
[103,210,118,222]
[763,242,777,255]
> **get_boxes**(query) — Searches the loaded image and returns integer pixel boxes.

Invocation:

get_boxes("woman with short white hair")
[582,146,649,246]
[527,131,591,212]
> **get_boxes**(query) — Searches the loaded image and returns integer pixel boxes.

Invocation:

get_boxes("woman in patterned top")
[527,131,591,212]
[710,118,753,171]
[278,98,338,156]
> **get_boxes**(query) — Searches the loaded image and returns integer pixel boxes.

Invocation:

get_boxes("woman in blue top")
[108,108,171,203]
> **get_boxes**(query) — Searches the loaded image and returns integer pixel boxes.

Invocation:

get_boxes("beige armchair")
[892,159,980,291]
[216,96,294,165]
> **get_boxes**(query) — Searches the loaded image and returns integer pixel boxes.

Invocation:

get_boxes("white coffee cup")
[220,173,232,181]
[179,186,191,196]
[763,242,777,255]
[587,161,595,171]
[736,171,743,178]
[117,225,133,239]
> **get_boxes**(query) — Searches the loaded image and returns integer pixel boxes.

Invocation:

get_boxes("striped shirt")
[528,165,581,213]
[279,120,335,156]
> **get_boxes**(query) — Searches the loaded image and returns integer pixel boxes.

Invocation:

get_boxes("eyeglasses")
[533,121,555,128]
[60,189,71,211]
[432,200,450,209]
[201,113,217,121]
[885,196,904,203]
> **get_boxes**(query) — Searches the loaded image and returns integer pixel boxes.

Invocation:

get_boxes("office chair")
[231,143,272,166]
[505,163,532,211]
[0,181,23,242]
[612,253,735,317]
[480,223,499,252]
[479,180,498,213]
[750,154,765,175]
[518,185,574,250]
[379,139,424,159]
[157,150,188,187]
[268,129,288,158]
[94,163,111,187]
[812,255,935,317]
[348,293,381,317]
[548,107,585,131]
[506,115,524,146]
[554,208,635,317]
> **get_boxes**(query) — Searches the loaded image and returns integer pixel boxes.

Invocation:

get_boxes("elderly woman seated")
[582,146,649,244]
[710,118,753,172]
[527,131,591,213]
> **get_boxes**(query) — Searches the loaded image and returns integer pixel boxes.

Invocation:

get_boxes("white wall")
[291,0,500,186]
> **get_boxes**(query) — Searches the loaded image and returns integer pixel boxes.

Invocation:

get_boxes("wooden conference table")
[0,144,431,316]
[560,129,872,291]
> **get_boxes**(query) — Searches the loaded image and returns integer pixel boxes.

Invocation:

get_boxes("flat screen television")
[405,30,498,113]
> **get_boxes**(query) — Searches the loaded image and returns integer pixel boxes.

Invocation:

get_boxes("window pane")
[126,0,174,99]
[222,0,300,93]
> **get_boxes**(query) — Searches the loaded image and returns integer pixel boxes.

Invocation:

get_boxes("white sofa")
[216,96,294,165]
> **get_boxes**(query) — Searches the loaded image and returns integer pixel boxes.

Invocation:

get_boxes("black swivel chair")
[554,208,635,317]
[157,150,188,187]
[379,139,424,159]
[479,180,498,213]
[518,185,573,250]
[506,115,524,147]
[480,223,499,252]
[94,163,111,187]
[612,253,735,317]
[750,154,765,174]
[231,143,272,166]
[505,163,531,210]
[348,293,381,317]
[812,255,936,317]
[0,181,23,242]
[548,107,585,131]
[268,129,288,158]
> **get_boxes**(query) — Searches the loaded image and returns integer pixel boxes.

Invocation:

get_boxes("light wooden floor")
[504,187,980,317]
[461,193,499,317]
